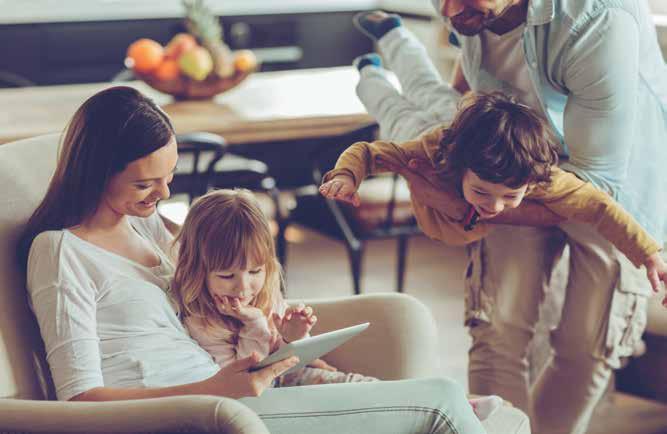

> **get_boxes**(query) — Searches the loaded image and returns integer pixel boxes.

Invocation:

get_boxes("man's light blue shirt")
[436,0,667,243]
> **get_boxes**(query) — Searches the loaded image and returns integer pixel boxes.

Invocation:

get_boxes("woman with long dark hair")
[19,86,485,434]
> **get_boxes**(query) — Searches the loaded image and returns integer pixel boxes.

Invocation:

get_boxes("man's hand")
[273,303,317,343]
[485,200,566,226]
[214,295,265,322]
[319,174,361,207]
[645,252,667,306]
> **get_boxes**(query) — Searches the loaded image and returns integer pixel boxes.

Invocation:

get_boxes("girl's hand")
[308,358,338,371]
[319,175,361,207]
[214,295,265,322]
[273,303,317,342]
[645,252,667,306]
[203,352,299,398]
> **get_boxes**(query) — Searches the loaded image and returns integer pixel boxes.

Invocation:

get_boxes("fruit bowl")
[134,66,255,100]
[126,33,258,101]
[126,1,260,101]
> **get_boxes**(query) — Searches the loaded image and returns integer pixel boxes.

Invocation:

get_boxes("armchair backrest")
[0,134,60,400]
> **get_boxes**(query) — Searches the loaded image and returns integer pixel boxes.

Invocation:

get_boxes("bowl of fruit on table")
[125,0,258,100]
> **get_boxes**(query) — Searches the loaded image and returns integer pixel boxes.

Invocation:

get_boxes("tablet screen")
[251,322,370,374]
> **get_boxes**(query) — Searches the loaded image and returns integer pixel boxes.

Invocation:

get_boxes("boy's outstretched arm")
[320,127,444,205]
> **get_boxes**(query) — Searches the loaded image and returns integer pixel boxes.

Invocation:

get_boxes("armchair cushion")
[301,293,439,380]
[0,133,60,400]
[0,395,269,434]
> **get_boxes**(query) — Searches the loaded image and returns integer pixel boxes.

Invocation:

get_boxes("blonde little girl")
[171,188,375,387]
[170,188,502,420]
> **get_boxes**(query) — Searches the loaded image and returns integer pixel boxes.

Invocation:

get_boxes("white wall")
[0,0,380,24]
[3,0,666,26]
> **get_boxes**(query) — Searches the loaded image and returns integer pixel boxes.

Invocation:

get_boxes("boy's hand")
[273,303,317,342]
[645,252,667,306]
[214,295,265,322]
[319,175,361,207]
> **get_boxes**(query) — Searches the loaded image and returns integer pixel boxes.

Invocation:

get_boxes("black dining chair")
[287,123,422,294]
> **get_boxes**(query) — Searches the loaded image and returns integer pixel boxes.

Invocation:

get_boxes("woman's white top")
[26,212,219,401]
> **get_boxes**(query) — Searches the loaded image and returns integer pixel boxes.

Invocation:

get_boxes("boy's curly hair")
[436,91,560,188]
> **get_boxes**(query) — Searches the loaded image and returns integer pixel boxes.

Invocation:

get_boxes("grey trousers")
[241,377,486,434]
[356,27,460,142]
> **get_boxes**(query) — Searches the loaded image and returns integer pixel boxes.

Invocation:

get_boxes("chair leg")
[347,245,364,295]
[397,235,408,293]
[276,218,288,270]
[268,186,288,270]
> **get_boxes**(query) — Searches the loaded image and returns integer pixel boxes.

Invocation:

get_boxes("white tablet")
[252,322,370,375]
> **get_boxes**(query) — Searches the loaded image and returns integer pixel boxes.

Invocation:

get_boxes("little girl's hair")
[436,91,560,188]
[171,188,282,331]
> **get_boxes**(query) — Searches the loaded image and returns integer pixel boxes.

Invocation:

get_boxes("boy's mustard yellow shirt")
[323,127,661,268]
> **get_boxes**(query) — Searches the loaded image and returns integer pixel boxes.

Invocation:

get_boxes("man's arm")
[485,200,565,226]
[558,9,639,197]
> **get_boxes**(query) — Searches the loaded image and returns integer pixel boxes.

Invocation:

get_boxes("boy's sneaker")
[353,10,402,40]
[353,53,383,71]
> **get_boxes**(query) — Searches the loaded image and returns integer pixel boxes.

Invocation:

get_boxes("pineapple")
[182,0,235,78]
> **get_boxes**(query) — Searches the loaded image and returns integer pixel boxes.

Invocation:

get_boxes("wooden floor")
[283,226,667,434]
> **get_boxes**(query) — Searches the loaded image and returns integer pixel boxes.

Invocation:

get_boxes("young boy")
[319,90,667,296]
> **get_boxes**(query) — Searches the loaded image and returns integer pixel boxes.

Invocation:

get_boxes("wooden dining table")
[0,66,375,146]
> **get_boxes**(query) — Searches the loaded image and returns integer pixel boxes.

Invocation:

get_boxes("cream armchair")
[0,133,529,433]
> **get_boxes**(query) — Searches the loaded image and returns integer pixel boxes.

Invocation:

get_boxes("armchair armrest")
[297,293,440,380]
[0,395,269,434]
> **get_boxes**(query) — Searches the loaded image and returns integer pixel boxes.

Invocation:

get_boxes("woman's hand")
[214,295,265,322]
[645,252,667,306]
[204,353,299,398]
[319,174,361,207]
[273,303,317,342]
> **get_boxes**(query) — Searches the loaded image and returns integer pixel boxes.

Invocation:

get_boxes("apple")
[179,46,214,81]
[165,33,197,60]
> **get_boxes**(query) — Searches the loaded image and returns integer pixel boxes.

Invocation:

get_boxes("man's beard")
[449,3,515,36]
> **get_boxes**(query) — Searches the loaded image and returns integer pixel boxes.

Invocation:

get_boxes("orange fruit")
[153,59,180,81]
[165,33,197,60]
[126,39,164,73]
[233,50,258,73]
